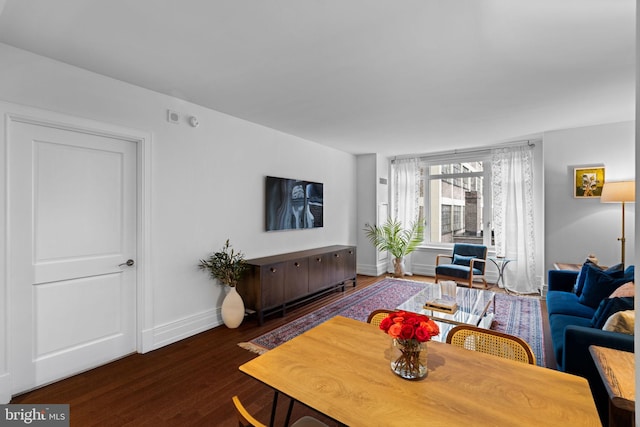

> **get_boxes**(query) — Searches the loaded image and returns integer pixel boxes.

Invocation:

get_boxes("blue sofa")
[546,264,634,424]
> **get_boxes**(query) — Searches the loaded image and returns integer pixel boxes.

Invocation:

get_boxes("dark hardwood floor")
[11,274,554,426]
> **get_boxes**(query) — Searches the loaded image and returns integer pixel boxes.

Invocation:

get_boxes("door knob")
[119,259,135,267]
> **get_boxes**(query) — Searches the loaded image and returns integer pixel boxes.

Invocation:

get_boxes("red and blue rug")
[239,278,545,366]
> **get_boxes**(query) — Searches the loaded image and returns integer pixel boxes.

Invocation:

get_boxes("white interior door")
[8,119,137,394]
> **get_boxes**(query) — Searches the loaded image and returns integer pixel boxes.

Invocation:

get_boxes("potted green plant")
[364,218,424,277]
[199,239,249,328]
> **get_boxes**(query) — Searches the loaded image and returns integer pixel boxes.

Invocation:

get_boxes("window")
[416,157,493,246]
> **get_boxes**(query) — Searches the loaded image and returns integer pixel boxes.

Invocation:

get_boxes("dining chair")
[445,324,536,365]
[366,309,393,327]
[232,396,328,427]
[435,243,488,288]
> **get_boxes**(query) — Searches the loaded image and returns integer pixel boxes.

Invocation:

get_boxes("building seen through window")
[418,159,494,246]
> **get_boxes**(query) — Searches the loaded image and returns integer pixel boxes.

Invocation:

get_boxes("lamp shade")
[600,181,635,203]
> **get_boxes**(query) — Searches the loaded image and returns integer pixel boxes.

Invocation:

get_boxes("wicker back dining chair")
[366,309,394,328]
[445,325,536,365]
[232,396,328,427]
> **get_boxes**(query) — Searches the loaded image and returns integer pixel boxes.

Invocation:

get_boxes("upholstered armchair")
[435,243,488,289]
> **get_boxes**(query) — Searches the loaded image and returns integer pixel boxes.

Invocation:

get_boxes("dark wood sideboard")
[238,245,356,325]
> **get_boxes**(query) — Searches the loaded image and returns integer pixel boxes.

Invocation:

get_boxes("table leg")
[284,398,295,426]
[489,258,501,285]
[490,258,513,287]
[500,260,513,287]
[269,391,279,427]
[498,261,505,286]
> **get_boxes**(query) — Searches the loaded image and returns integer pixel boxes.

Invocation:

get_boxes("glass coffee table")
[396,283,495,343]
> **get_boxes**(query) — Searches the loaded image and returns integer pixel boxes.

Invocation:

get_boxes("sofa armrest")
[563,326,634,375]
[563,325,634,424]
[435,254,453,266]
[547,269,579,292]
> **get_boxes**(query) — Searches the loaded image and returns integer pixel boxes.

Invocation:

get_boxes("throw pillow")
[591,297,634,329]
[573,260,623,296]
[573,260,596,296]
[607,263,625,273]
[453,254,474,266]
[624,265,635,280]
[602,310,635,335]
[578,266,629,308]
[609,282,635,298]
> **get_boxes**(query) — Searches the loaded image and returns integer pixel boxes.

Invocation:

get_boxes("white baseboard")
[0,373,11,403]
[357,259,391,276]
[146,309,223,352]
[411,263,435,277]
[357,263,384,276]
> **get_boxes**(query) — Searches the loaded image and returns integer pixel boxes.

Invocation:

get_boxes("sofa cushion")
[578,265,629,308]
[574,261,624,296]
[573,260,595,296]
[549,314,592,367]
[609,282,635,298]
[435,264,482,279]
[546,290,596,318]
[624,265,635,285]
[590,297,634,329]
[603,310,634,335]
[548,270,580,292]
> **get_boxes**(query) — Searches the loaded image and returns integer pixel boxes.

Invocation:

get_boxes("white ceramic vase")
[221,286,245,328]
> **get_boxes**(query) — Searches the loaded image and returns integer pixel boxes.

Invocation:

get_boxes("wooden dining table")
[239,316,601,427]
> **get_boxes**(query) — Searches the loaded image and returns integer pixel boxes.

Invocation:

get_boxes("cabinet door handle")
[270,267,277,273]
[334,254,339,258]
[316,257,322,263]
[294,262,300,267]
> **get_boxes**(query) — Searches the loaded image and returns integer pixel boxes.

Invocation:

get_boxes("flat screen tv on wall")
[265,176,323,231]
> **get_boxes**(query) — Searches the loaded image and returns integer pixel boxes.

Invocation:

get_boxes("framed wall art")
[265,176,324,231]
[573,166,605,198]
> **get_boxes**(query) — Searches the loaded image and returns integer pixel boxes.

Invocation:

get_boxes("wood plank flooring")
[10,275,554,426]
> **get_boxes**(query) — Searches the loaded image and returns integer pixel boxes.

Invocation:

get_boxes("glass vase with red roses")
[379,310,440,380]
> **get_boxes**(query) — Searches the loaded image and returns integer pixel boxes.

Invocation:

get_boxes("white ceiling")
[0,0,635,156]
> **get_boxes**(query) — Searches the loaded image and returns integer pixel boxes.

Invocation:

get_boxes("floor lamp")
[600,181,635,267]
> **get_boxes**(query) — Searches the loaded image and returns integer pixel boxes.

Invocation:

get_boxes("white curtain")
[391,157,422,274]
[491,145,537,293]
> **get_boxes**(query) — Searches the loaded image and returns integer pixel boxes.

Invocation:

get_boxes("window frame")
[421,154,493,248]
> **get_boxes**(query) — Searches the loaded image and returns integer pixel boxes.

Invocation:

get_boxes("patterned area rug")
[238,278,545,366]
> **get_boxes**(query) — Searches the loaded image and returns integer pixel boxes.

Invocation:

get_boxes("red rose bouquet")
[379,310,440,342]
[379,311,439,379]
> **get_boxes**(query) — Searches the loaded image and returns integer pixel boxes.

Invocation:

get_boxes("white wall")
[544,121,635,273]
[355,153,390,275]
[356,154,378,275]
[0,42,357,399]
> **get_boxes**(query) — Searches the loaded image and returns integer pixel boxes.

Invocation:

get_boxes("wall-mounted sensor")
[167,109,180,124]
[189,116,199,128]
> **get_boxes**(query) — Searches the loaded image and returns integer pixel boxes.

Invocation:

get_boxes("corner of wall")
[145,308,223,352]
[357,260,387,276]
[0,373,10,403]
